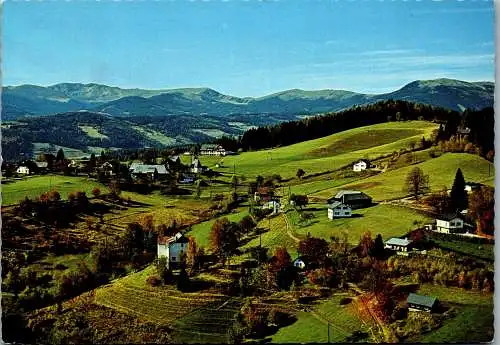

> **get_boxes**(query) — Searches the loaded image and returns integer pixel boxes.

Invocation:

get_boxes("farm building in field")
[190,158,207,174]
[157,232,190,268]
[327,190,372,209]
[200,144,227,156]
[353,160,369,172]
[35,161,49,173]
[16,166,30,174]
[99,162,115,176]
[129,163,168,181]
[407,293,437,313]
[385,237,414,255]
[263,200,281,214]
[327,201,352,219]
[435,214,464,234]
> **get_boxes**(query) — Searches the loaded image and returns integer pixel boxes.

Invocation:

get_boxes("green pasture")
[288,203,430,244]
[210,121,437,179]
[416,284,493,343]
[312,153,494,201]
[1,175,109,205]
[188,207,250,248]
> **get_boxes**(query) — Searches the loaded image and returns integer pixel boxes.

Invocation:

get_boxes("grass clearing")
[79,125,109,139]
[415,284,493,343]
[211,121,437,179]
[2,175,109,205]
[289,203,430,244]
[313,153,494,201]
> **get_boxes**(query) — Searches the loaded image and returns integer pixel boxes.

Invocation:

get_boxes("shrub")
[146,275,161,287]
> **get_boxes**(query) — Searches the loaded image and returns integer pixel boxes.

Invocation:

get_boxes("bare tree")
[404,167,430,200]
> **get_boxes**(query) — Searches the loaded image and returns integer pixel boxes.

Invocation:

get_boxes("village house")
[16,166,30,175]
[385,237,414,255]
[263,199,281,214]
[435,214,464,234]
[157,232,189,268]
[34,161,49,173]
[327,201,352,219]
[407,293,437,313]
[200,144,227,156]
[129,162,169,181]
[293,256,310,270]
[352,159,369,172]
[99,162,115,176]
[327,190,372,209]
[190,158,206,174]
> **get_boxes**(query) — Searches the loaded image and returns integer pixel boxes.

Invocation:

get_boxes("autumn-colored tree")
[423,186,452,214]
[298,236,329,264]
[404,167,430,200]
[139,214,155,233]
[186,236,200,274]
[369,234,385,259]
[272,246,291,270]
[209,218,239,265]
[47,190,61,202]
[239,215,256,235]
[358,231,374,258]
[469,186,495,235]
[91,187,101,198]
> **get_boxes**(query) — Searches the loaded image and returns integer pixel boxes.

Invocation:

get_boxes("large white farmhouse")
[435,214,464,234]
[327,201,352,219]
[157,232,190,268]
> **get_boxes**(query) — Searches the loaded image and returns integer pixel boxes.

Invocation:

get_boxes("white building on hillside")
[435,214,464,234]
[157,232,190,268]
[327,201,352,219]
[353,160,368,172]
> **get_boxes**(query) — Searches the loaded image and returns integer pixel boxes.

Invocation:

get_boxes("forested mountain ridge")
[2,78,494,120]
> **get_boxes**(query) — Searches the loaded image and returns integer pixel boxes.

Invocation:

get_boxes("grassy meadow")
[210,121,438,179]
[1,175,109,205]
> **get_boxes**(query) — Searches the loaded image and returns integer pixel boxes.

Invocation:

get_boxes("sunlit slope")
[313,153,494,201]
[215,121,438,178]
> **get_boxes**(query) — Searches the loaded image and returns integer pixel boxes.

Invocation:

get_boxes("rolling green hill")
[213,121,438,178]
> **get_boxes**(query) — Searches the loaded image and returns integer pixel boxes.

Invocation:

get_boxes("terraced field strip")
[94,284,226,325]
[171,297,243,344]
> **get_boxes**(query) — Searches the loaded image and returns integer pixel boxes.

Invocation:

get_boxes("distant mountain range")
[2,78,494,120]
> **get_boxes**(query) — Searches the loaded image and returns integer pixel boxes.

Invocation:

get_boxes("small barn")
[327,190,372,209]
[327,201,352,219]
[16,166,30,175]
[385,237,414,255]
[407,293,437,313]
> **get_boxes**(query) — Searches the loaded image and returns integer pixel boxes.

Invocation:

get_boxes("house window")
[172,256,176,261]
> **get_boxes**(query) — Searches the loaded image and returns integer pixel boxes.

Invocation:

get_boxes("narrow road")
[282,211,300,243]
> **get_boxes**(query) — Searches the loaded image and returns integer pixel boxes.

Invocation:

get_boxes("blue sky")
[3,0,495,97]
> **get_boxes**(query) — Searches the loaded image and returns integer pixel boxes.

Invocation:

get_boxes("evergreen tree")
[56,148,65,162]
[450,168,468,211]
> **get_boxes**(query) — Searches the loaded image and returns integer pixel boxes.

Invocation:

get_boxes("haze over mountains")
[2,78,494,120]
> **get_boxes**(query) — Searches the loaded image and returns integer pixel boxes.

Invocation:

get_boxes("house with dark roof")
[327,190,372,209]
[435,214,464,234]
[129,162,168,180]
[465,182,482,193]
[327,201,352,219]
[385,237,414,255]
[407,293,437,313]
[157,232,190,268]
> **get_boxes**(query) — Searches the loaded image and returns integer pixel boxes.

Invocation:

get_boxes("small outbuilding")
[407,293,437,313]
[16,166,30,175]
[353,160,369,172]
[293,256,310,270]
[327,190,372,209]
[385,237,414,255]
